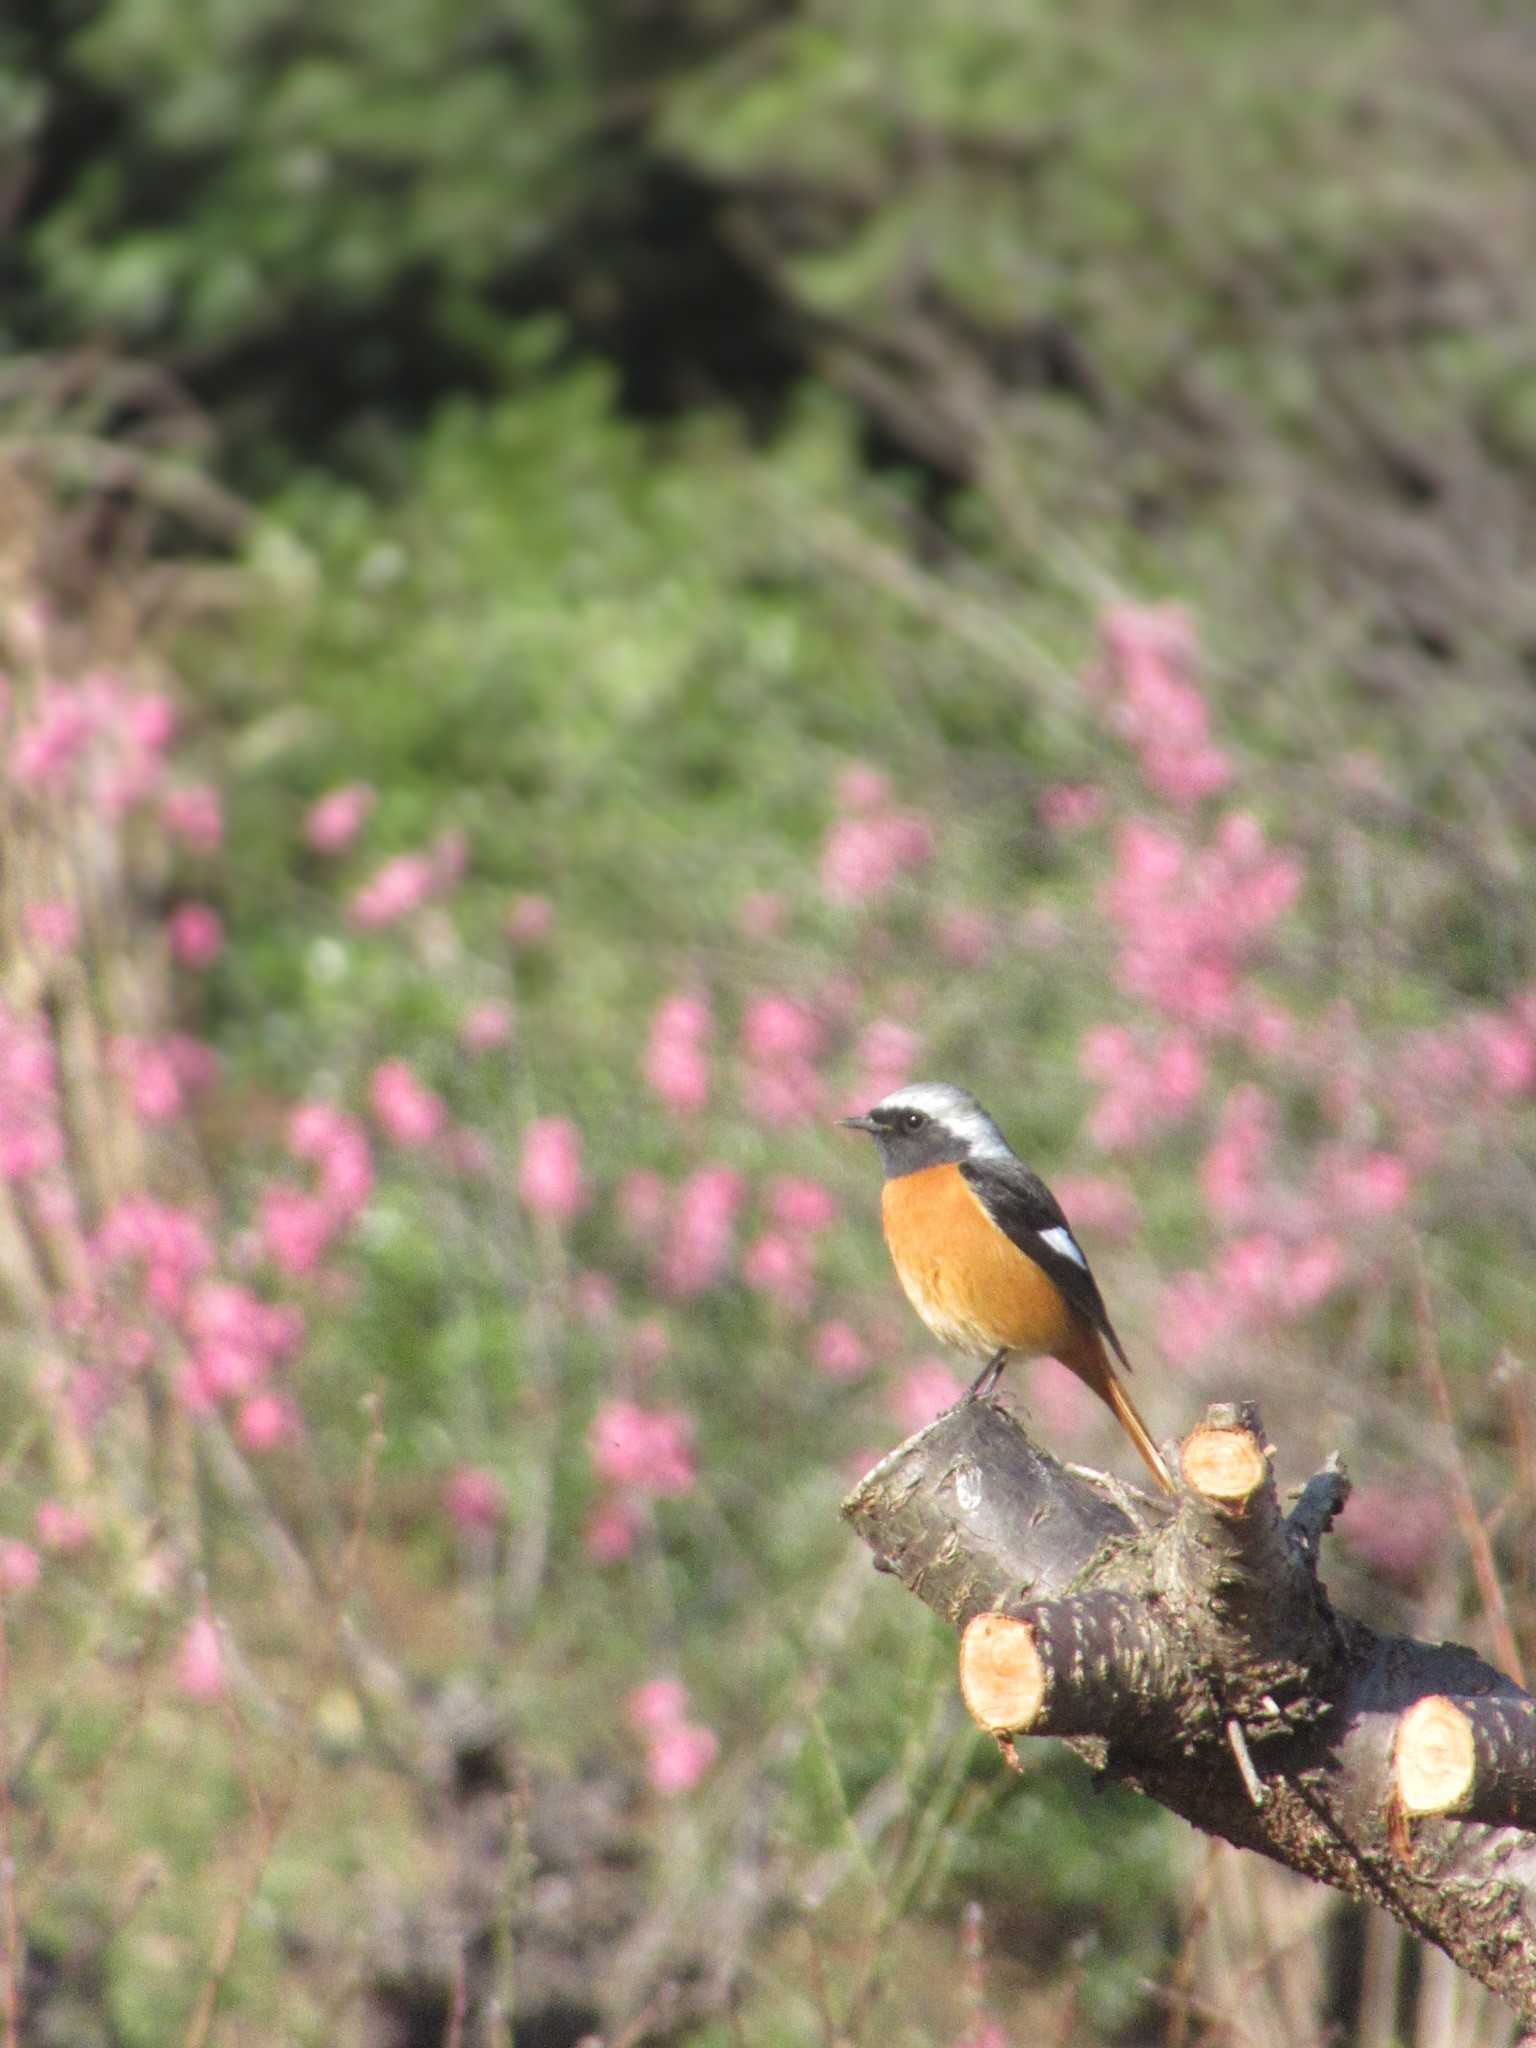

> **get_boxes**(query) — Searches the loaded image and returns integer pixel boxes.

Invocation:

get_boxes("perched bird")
[841,1082,1173,1492]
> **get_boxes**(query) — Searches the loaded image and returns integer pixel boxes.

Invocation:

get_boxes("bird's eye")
[900,1110,925,1132]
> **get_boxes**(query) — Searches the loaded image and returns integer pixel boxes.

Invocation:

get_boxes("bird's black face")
[839,1101,969,1179]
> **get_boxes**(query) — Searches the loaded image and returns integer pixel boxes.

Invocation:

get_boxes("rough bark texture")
[842,1397,1536,2022]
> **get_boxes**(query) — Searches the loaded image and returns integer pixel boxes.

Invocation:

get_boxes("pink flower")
[811,1320,869,1381]
[931,907,993,968]
[627,1678,688,1734]
[820,811,934,906]
[646,1720,719,1796]
[126,691,177,754]
[852,1020,921,1107]
[1470,1016,1536,1097]
[1157,1270,1233,1365]
[350,852,435,929]
[24,900,78,950]
[1049,1175,1139,1243]
[112,1036,185,1124]
[645,993,713,1115]
[656,1166,745,1298]
[741,995,823,1065]
[259,1186,337,1276]
[9,684,97,790]
[629,1317,670,1371]
[370,1059,447,1148]
[504,894,554,946]
[768,1177,839,1234]
[460,1001,514,1053]
[517,1117,588,1223]
[289,1104,374,1218]
[741,1232,813,1315]
[1099,604,1231,809]
[168,902,224,968]
[305,782,375,854]
[1319,1149,1411,1220]
[1199,1085,1276,1230]
[236,1393,300,1452]
[588,1400,696,1496]
[161,783,223,852]
[0,1541,40,1592]
[0,1004,63,1179]
[1038,783,1106,833]
[175,1614,225,1701]
[35,1500,92,1553]
[93,1196,213,1313]
[617,1169,668,1240]
[741,1057,824,1127]
[443,1464,507,1532]
[891,1361,964,1434]
[585,1496,642,1563]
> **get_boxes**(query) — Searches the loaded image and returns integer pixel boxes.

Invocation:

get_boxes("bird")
[840,1081,1173,1492]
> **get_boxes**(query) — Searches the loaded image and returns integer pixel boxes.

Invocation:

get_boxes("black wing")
[959,1157,1134,1373]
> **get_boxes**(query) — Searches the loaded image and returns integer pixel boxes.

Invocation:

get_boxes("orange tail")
[1062,1327,1174,1494]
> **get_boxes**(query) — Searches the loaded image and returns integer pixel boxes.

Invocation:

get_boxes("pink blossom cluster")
[740,992,825,1126]
[443,1464,507,1534]
[370,1059,446,1148]
[820,765,935,906]
[0,1003,63,1180]
[1104,814,1302,1032]
[1159,1230,1346,1367]
[848,1019,920,1112]
[348,832,465,929]
[305,782,376,854]
[644,992,712,1115]
[110,1033,218,1125]
[259,1101,376,1276]
[174,1279,303,1447]
[1097,604,1231,808]
[654,1165,745,1298]
[517,1117,588,1223]
[1079,1024,1205,1153]
[8,674,184,816]
[626,1678,719,1796]
[586,1399,698,1563]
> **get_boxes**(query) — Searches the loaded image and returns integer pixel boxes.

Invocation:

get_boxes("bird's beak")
[838,1114,878,1133]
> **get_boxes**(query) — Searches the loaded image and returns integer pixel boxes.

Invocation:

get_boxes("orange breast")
[880,1163,1080,1362]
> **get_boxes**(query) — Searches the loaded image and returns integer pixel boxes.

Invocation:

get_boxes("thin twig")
[1411,1247,1526,1684]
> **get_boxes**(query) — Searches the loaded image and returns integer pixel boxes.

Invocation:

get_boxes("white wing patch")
[1038,1224,1087,1268]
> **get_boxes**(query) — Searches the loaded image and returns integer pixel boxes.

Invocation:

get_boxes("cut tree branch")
[842,1397,1536,2022]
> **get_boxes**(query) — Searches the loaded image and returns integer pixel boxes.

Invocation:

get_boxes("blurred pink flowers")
[517,1116,588,1223]
[655,1165,745,1298]
[588,1400,696,1497]
[0,1541,40,1592]
[741,1232,813,1316]
[768,1177,838,1235]
[24,900,79,951]
[350,852,436,929]
[305,781,376,854]
[1038,782,1105,834]
[1098,604,1231,808]
[370,1059,447,1148]
[645,992,712,1115]
[168,902,224,969]
[811,1320,869,1381]
[460,1000,514,1054]
[175,1614,226,1702]
[444,1464,508,1533]
[161,783,223,852]
[891,1361,964,1433]
[1340,1482,1449,1584]
[1080,1024,1206,1152]
[625,1678,718,1796]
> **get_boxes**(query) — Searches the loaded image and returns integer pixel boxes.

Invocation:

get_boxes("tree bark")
[841,1397,1536,2022]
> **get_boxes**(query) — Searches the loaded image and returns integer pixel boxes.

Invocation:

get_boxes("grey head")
[839,1081,1015,1180]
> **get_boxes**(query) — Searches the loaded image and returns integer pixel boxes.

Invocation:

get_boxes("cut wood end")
[959,1611,1046,1734]
[1395,1695,1476,1815]
[1180,1424,1269,1506]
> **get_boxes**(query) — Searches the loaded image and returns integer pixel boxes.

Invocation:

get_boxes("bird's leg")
[965,1349,1010,1403]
